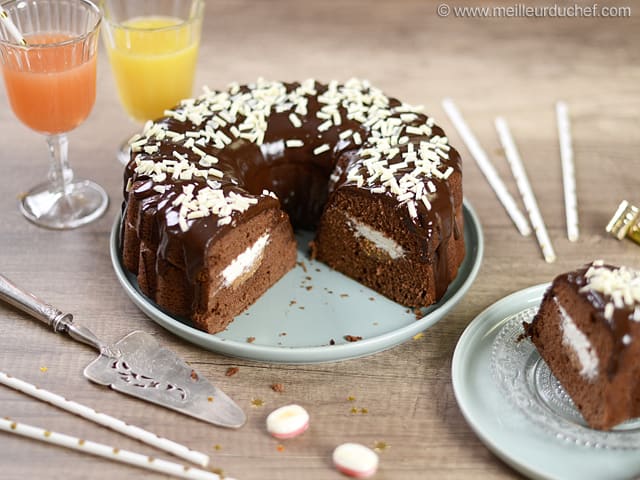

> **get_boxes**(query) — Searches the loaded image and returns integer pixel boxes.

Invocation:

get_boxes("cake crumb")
[296,260,308,272]
[369,297,375,301]
[315,268,321,272]
[289,300,297,306]
[298,306,305,310]
[344,335,362,342]
[207,396,214,402]
[308,242,317,260]
[190,369,199,380]
[413,308,423,319]
[246,336,256,343]
[305,276,312,281]
[329,339,336,345]
[271,383,285,393]
[279,332,287,337]
[340,293,349,298]
[225,367,239,377]
[276,444,285,452]
[306,286,313,291]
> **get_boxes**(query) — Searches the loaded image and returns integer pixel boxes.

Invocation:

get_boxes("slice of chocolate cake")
[525,261,640,430]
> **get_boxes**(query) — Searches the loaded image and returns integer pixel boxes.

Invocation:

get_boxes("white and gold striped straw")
[442,98,531,236]
[556,101,579,242]
[0,418,230,480]
[0,371,210,468]
[0,5,27,46]
[495,117,557,263]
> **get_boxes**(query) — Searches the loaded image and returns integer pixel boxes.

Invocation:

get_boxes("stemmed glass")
[101,0,205,165]
[0,0,108,229]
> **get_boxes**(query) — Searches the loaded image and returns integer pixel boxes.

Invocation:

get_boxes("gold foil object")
[606,200,640,245]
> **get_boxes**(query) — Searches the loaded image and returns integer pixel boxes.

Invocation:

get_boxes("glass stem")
[46,134,74,196]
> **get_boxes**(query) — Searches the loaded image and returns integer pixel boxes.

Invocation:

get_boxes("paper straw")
[442,98,531,236]
[556,101,579,242]
[495,117,557,263]
[0,6,27,46]
[0,418,229,480]
[0,371,210,468]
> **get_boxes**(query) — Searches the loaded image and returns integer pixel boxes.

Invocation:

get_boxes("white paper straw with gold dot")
[0,418,229,480]
[0,371,210,468]
[495,117,557,263]
[441,98,531,236]
[556,101,579,242]
[0,6,27,46]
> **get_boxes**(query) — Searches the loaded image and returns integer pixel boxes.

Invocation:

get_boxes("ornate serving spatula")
[0,274,245,429]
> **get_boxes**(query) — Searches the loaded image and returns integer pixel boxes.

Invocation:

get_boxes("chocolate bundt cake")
[525,261,640,430]
[120,79,465,334]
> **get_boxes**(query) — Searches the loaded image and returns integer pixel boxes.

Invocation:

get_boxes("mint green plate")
[110,200,482,363]
[452,285,640,479]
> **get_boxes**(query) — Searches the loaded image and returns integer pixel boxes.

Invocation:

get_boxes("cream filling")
[347,215,405,260]
[221,233,270,287]
[554,296,599,381]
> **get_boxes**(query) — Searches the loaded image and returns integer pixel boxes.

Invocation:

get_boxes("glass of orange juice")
[0,0,108,229]
[101,0,205,164]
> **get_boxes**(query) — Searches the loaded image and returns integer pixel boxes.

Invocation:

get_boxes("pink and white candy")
[266,404,309,439]
[333,443,379,478]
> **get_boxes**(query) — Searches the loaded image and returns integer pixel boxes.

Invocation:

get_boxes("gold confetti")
[360,408,369,414]
[413,332,425,340]
[39,366,48,373]
[251,398,265,407]
[213,444,222,451]
[347,395,356,402]
[374,441,389,452]
[350,407,358,414]
[207,396,214,402]
[276,444,285,452]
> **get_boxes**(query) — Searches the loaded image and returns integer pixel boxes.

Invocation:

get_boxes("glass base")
[20,179,109,230]
[118,138,132,166]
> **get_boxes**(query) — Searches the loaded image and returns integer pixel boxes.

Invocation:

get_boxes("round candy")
[332,442,379,478]
[266,404,309,439]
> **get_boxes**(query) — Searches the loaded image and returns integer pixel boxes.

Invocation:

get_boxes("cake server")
[0,273,246,429]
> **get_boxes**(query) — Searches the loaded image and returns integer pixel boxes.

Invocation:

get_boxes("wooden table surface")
[1,1,638,478]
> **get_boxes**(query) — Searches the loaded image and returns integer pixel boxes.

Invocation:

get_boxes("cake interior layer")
[193,208,297,333]
[529,282,640,430]
[314,189,464,308]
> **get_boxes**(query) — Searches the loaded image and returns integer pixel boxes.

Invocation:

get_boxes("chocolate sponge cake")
[525,262,640,430]
[121,79,465,334]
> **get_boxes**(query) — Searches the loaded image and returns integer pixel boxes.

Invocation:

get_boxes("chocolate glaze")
[553,263,638,378]
[122,80,462,314]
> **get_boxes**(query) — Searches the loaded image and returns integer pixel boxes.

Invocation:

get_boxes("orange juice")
[105,16,199,122]
[1,33,97,134]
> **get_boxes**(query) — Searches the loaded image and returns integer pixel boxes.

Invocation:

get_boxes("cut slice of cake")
[524,261,640,430]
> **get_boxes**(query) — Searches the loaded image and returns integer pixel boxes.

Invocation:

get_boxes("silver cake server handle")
[0,273,117,356]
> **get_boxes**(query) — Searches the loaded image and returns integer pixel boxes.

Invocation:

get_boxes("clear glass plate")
[491,308,640,449]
